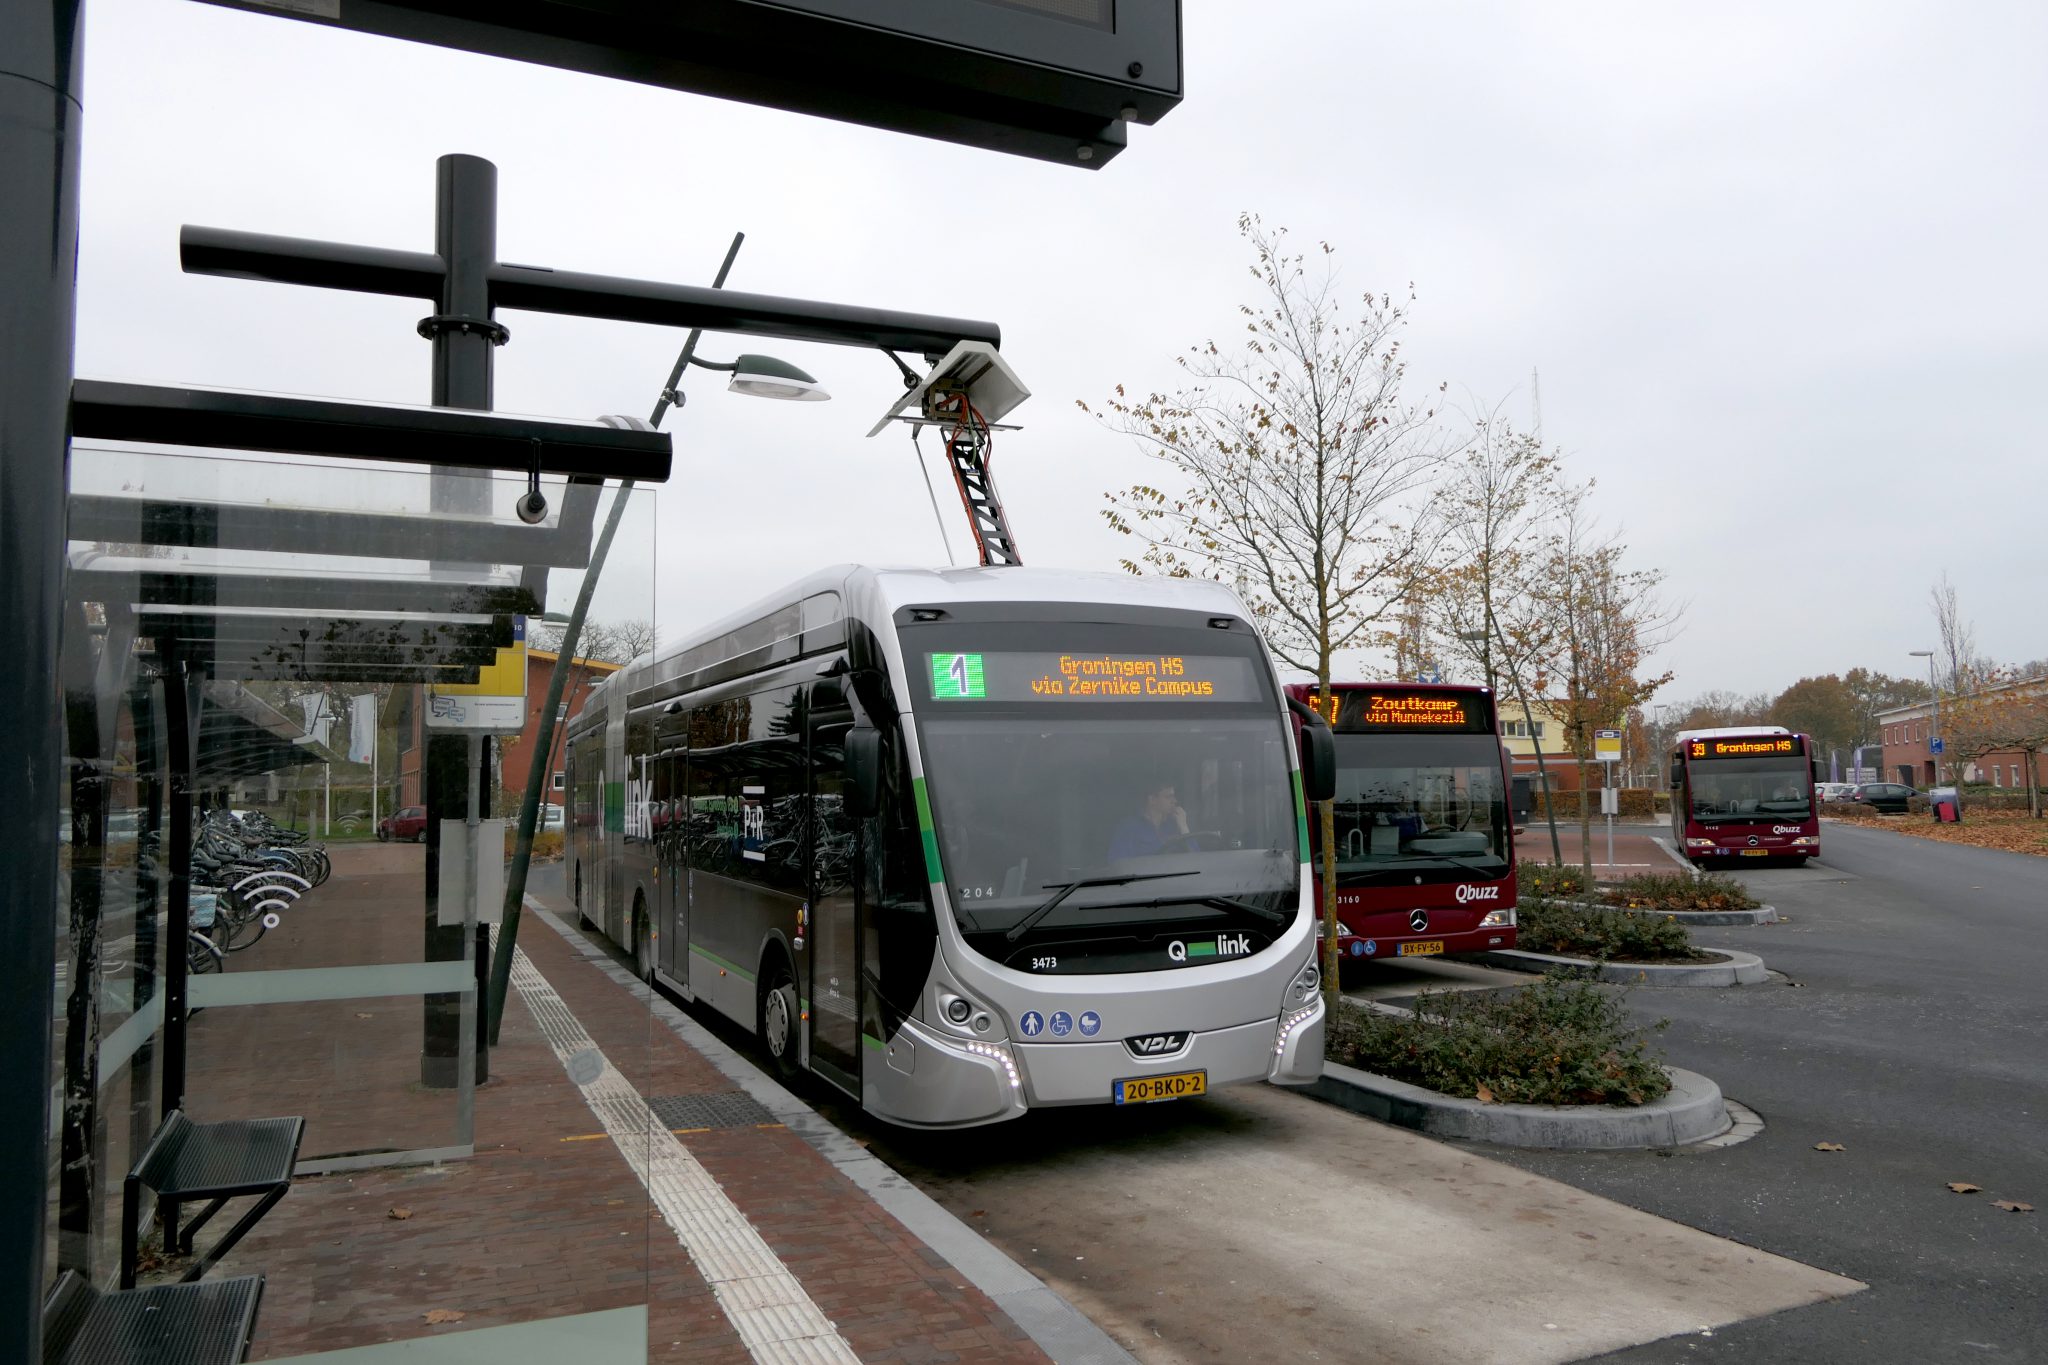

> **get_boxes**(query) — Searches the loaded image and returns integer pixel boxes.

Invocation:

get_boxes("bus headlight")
[1478,908,1515,928]
[1685,838,1716,849]
[962,1039,1021,1090]
[1789,836,1817,846]
[1275,1001,1321,1056]
[1287,961,1320,1006]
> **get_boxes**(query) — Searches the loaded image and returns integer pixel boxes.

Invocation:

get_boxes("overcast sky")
[73,0,2046,698]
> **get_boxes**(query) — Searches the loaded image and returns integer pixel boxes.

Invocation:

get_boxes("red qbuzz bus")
[1668,726,1823,865]
[1285,683,1517,978]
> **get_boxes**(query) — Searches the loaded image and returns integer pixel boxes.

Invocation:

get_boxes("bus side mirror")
[1667,761,1680,789]
[1811,757,1825,786]
[846,727,883,819]
[1300,723,1337,803]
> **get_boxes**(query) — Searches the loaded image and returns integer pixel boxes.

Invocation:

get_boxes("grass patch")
[1326,977,1670,1106]
[1516,898,1713,963]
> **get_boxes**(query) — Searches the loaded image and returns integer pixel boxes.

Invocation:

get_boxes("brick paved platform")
[1515,821,1688,880]
[147,843,1053,1364]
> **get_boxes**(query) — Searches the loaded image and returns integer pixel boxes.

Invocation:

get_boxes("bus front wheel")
[760,963,800,1079]
[632,897,654,983]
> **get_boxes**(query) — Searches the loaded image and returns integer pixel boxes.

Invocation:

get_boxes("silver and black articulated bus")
[564,565,1330,1128]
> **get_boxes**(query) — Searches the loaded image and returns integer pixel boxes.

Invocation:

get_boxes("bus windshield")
[918,714,1299,948]
[1687,755,1812,821]
[1328,733,1510,880]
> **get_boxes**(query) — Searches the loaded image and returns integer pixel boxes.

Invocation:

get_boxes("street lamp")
[1909,649,1939,787]
[678,352,831,402]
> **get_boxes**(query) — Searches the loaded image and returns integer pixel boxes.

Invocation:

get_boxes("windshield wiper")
[1004,871,1196,943]
[1132,894,1292,928]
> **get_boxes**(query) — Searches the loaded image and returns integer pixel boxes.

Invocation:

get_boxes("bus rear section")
[1669,728,1822,864]
[1285,684,1517,976]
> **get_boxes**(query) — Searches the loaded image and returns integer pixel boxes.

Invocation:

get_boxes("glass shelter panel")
[51,444,659,1360]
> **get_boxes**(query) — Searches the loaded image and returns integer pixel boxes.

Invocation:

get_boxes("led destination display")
[928,651,1263,703]
[1687,736,1803,759]
[1315,688,1492,734]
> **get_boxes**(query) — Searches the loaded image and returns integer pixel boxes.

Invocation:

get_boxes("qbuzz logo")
[1452,885,1500,904]
[1167,933,1251,963]
[1771,825,1803,834]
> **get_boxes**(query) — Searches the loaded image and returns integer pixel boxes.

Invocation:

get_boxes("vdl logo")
[1167,933,1251,963]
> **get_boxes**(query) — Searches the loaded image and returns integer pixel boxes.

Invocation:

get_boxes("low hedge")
[1516,898,1704,962]
[1325,977,1670,1106]
[1530,788,1668,820]
[1605,870,1760,912]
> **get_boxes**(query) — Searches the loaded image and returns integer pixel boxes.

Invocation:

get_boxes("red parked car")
[378,806,428,842]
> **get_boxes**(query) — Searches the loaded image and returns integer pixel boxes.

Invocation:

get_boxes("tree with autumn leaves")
[1086,216,1446,1004]
[1943,673,2048,818]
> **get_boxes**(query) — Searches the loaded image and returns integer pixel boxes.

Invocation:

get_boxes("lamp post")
[1909,649,1939,788]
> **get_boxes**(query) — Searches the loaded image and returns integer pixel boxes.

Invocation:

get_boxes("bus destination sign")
[1688,736,1803,759]
[1319,688,1492,734]
[929,652,1262,703]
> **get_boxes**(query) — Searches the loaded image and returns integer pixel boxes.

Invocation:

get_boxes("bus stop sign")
[1594,728,1622,763]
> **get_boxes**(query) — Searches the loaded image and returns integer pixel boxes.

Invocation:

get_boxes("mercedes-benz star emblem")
[1409,908,1429,933]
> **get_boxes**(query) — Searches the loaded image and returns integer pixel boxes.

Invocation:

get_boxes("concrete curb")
[1662,904,1779,925]
[1305,1062,1732,1150]
[527,900,1140,1365]
[1474,946,1769,987]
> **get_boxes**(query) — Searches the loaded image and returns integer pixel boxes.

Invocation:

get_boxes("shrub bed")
[1515,898,1712,963]
[1325,977,1670,1106]
[1604,870,1760,912]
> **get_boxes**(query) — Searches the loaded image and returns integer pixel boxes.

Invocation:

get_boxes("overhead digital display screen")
[927,652,1264,703]
[1687,736,1803,759]
[1320,689,1493,734]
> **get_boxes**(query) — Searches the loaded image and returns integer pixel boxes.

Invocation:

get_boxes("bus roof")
[1673,725,1792,743]
[623,564,1261,686]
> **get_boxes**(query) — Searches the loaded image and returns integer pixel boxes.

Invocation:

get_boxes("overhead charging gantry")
[871,342,1032,567]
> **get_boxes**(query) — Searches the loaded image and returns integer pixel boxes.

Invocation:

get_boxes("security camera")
[515,489,549,525]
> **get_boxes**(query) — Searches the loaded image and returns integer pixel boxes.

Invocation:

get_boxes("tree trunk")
[1509,671,1563,865]
[1576,731,1594,888]
[2029,748,2042,819]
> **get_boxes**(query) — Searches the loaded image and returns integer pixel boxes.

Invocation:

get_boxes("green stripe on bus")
[861,1033,886,1053]
[913,776,944,885]
[1292,768,1310,863]
[687,944,756,983]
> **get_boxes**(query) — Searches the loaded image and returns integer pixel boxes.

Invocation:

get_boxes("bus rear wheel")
[760,963,800,1079]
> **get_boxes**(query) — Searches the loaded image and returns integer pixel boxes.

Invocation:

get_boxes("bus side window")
[731,685,805,893]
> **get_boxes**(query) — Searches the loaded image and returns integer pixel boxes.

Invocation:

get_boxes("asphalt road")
[1493,822,2048,1362]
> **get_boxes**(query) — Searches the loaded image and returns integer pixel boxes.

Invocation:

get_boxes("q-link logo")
[1168,933,1252,963]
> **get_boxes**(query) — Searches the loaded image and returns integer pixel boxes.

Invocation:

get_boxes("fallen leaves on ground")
[1826,810,2048,858]
[1813,1142,1847,1152]
[1475,1083,1497,1104]
[1992,1200,2034,1213]
[1947,1182,1982,1193]
[423,1309,465,1324]
[387,1207,413,1220]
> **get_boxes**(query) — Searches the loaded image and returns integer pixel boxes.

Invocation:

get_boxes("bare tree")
[1929,572,1982,696]
[1530,494,1675,885]
[1088,214,1446,1004]
[1421,411,1574,862]
[531,617,655,665]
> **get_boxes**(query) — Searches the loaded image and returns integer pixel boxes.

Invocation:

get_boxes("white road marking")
[509,949,860,1364]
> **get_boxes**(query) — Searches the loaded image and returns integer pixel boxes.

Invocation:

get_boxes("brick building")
[1876,676,2047,790]
[395,649,620,807]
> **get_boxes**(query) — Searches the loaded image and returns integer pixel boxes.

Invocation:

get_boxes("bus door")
[655,748,684,980]
[806,678,861,1089]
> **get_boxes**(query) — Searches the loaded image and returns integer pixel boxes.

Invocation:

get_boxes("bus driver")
[1109,779,1191,859]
